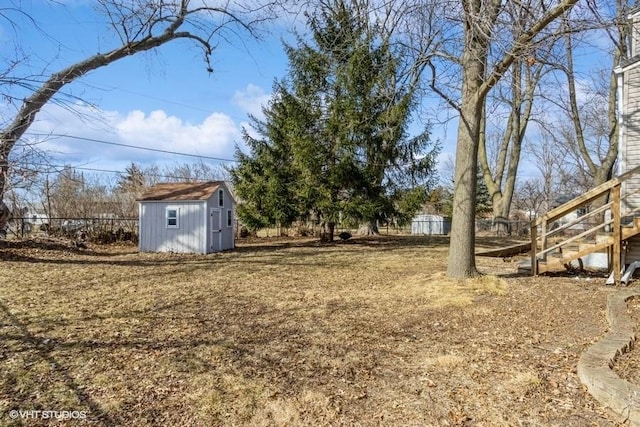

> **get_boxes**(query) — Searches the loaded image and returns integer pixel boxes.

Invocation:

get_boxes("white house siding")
[633,11,640,57]
[622,64,640,214]
[139,201,206,253]
[618,11,640,264]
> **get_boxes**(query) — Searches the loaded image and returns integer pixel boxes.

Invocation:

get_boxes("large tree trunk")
[446,0,577,278]
[447,72,484,278]
[326,222,336,242]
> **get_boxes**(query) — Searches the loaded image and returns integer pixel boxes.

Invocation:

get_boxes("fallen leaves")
[0,235,623,426]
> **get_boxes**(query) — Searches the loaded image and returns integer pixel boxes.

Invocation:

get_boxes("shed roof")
[138,181,226,202]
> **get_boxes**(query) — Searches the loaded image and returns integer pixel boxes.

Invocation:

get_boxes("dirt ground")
[0,235,633,426]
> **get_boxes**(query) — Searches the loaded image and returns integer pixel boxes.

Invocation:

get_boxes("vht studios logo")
[8,410,87,420]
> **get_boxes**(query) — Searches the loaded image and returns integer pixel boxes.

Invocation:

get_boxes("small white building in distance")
[137,181,235,254]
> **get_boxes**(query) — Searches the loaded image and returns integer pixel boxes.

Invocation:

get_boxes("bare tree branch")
[0,0,279,223]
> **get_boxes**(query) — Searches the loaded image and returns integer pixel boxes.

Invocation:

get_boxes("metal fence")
[246,219,532,238]
[475,219,530,237]
[3,216,532,242]
[5,217,139,242]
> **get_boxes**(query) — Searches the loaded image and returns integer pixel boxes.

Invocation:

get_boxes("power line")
[19,161,231,182]
[25,133,237,163]
[81,79,239,117]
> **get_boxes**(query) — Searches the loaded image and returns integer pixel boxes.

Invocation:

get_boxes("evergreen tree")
[230,89,306,231]
[231,0,439,241]
[117,163,145,194]
[116,163,146,218]
[476,168,492,216]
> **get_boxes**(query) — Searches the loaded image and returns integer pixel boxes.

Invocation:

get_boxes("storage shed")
[411,214,451,235]
[137,181,235,254]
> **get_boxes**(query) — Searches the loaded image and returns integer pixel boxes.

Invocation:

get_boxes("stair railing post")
[540,219,548,262]
[531,220,538,276]
[613,184,622,285]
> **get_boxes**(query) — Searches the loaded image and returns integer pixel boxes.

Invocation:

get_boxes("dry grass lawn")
[0,235,627,426]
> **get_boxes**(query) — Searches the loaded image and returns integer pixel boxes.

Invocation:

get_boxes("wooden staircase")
[529,165,640,284]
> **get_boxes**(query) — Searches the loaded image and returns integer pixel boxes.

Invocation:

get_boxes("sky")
[0,1,302,180]
[0,0,611,194]
[0,0,466,190]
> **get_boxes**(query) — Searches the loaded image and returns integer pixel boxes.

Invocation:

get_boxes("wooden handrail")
[529,165,640,282]
[537,221,610,259]
[532,164,640,227]
[543,202,612,239]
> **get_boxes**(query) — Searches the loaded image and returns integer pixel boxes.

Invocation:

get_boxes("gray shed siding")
[139,201,207,253]
[138,183,235,254]
[204,188,235,252]
[411,214,451,235]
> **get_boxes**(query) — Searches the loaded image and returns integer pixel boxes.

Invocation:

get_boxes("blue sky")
[0,0,303,178]
[1,1,607,190]
[0,0,465,186]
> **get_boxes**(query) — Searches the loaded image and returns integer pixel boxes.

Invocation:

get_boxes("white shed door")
[210,208,222,251]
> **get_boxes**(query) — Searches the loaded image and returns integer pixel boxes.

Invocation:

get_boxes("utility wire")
[18,161,231,182]
[25,133,237,162]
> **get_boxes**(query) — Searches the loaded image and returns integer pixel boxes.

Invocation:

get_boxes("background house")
[138,181,235,254]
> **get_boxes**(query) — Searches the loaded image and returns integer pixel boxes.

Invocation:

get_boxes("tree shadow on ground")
[0,300,118,426]
[0,235,530,269]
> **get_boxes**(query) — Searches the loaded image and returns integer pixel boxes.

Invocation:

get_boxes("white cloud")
[232,84,271,118]
[20,102,241,168]
[116,109,239,158]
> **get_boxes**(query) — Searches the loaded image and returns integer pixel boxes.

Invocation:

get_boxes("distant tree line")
[5,161,228,228]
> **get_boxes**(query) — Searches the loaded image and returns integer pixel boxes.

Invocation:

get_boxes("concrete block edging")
[578,290,640,425]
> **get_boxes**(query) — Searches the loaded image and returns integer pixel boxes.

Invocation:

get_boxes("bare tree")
[473,0,581,236]
[440,0,578,278]
[46,167,114,219]
[543,1,630,190]
[478,50,550,235]
[513,179,543,220]
[163,160,230,182]
[0,0,278,229]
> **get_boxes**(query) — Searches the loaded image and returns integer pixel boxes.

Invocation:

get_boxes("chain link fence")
[4,217,139,243]
[243,219,532,238]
